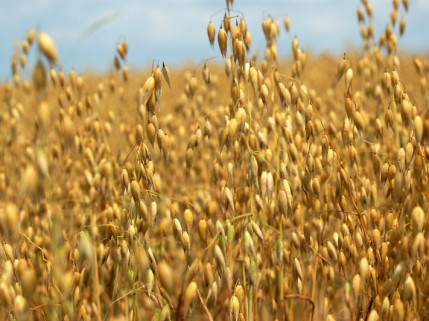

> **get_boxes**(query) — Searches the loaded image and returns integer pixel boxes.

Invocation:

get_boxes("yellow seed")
[37,31,59,64]
[184,259,201,287]
[186,148,193,171]
[116,44,125,60]
[337,54,350,82]
[59,70,66,88]
[360,25,368,40]
[130,180,141,203]
[14,295,27,314]
[397,147,405,171]
[182,231,191,252]
[0,203,19,238]
[249,65,259,90]
[214,245,226,272]
[202,64,210,85]
[399,17,406,36]
[262,17,271,40]
[368,23,374,38]
[225,57,232,77]
[153,66,162,92]
[158,260,173,293]
[233,39,245,66]
[122,39,128,55]
[354,110,365,132]
[405,142,413,166]
[311,177,320,195]
[283,16,290,31]
[189,76,198,96]
[223,14,231,32]
[390,10,398,26]
[142,76,155,98]
[183,209,193,231]
[157,128,165,151]
[183,281,197,315]
[414,115,423,142]
[345,67,353,94]
[160,62,171,89]
[327,241,337,262]
[359,257,369,281]
[19,54,26,68]
[357,8,365,22]
[173,217,183,240]
[229,295,240,321]
[114,55,121,71]
[411,206,424,232]
[146,269,154,297]
[294,258,303,280]
[244,30,252,51]
[234,284,244,303]
[367,310,380,321]
[292,37,299,57]
[344,97,354,119]
[27,29,35,45]
[32,59,46,92]
[388,164,396,180]
[161,133,171,161]
[393,298,404,321]
[326,315,336,321]
[123,65,129,82]
[11,55,18,75]
[207,21,215,46]
[365,2,373,17]
[218,26,228,58]
[198,219,207,243]
[403,274,416,305]
[239,18,247,35]
[222,186,235,216]
[232,23,241,40]
[381,297,390,318]
[244,230,256,257]
[352,274,361,298]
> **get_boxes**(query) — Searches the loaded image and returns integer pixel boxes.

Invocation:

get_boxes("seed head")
[130,180,141,203]
[411,206,424,232]
[399,17,406,36]
[367,310,380,321]
[218,26,228,58]
[122,39,128,55]
[37,31,59,65]
[27,29,35,45]
[229,295,240,321]
[284,16,290,31]
[207,21,216,46]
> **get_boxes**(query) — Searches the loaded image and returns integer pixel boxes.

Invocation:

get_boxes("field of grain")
[1,0,429,320]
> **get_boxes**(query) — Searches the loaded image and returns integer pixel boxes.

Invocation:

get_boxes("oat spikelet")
[162,62,171,89]
[37,31,59,65]
[218,26,228,58]
[337,54,350,82]
[207,21,215,46]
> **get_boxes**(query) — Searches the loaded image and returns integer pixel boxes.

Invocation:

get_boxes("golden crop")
[1,0,428,320]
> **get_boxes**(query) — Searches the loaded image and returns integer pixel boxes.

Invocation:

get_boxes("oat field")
[1,0,429,320]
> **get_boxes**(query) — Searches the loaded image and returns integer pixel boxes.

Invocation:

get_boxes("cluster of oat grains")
[0,0,428,320]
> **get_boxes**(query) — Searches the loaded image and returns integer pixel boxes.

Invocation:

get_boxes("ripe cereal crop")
[1,0,429,320]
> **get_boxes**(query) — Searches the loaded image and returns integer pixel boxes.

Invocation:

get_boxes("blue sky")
[1,0,428,80]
